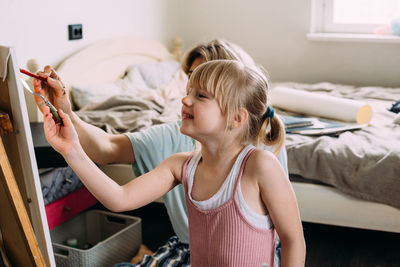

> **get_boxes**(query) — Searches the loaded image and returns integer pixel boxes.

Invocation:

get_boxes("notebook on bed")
[282,115,367,136]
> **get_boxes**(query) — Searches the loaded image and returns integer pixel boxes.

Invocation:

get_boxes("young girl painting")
[42,60,305,266]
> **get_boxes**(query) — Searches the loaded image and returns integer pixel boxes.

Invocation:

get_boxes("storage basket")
[50,209,141,267]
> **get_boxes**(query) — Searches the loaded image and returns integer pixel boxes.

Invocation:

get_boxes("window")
[309,0,400,42]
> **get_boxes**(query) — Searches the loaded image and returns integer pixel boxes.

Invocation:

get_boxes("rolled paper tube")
[270,87,373,124]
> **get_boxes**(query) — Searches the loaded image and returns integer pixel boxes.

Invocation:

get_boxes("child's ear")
[231,108,248,129]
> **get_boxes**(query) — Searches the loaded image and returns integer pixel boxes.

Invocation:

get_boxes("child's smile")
[182,110,194,120]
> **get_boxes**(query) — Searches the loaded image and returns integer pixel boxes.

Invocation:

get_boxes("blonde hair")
[189,60,285,155]
[181,39,256,74]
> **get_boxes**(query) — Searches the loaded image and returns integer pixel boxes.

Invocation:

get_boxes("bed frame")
[293,182,400,233]
[26,36,400,234]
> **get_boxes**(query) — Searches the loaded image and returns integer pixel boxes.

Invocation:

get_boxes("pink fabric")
[182,149,276,267]
[45,186,97,230]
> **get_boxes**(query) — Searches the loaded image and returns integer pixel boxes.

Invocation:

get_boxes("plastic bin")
[50,209,142,267]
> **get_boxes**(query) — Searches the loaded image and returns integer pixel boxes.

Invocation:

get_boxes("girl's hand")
[43,106,80,157]
[32,66,73,116]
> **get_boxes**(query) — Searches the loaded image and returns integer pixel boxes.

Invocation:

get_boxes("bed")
[272,82,400,233]
[26,37,400,233]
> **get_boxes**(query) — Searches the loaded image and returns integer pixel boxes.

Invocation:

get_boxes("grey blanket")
[40,167,83,205]
[273,82,400,209]
[76,94,182,134]
[76,83,400,209]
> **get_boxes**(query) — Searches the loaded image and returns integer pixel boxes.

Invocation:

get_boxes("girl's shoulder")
[162,152,193,182]
[245,148,285,183]
[247,148,276,167]
[167,151,193,163]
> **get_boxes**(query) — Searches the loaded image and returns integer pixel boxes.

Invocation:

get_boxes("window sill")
[307,33,400,44]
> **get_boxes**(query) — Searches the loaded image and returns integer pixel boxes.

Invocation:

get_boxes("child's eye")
[198,93,207,98]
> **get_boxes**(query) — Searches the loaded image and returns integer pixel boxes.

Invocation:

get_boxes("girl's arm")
[250,150,306,267]
[33,68,134,165]
[42,106,186,212]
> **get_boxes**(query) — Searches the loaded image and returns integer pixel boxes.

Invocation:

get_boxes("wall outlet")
[68,24,83,40]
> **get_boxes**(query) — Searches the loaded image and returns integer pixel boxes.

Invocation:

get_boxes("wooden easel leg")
[0,136,46,267]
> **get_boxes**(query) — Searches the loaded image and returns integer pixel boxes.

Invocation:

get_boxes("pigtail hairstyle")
[189,60,285,155]
[244,67,285,156]
[257,108,286,155]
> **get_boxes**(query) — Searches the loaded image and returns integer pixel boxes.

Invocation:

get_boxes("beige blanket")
[76,95,181,134]
[74,63,186,134]
[274,82,400,208]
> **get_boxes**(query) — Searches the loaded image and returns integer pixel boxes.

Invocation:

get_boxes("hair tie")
[262,106,274,121]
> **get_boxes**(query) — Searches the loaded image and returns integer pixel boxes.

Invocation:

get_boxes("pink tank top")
[182,148,276,267]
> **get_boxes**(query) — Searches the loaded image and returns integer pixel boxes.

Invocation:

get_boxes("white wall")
[0,0,182,69]
[181,0,400,87]
[1,0,399,87]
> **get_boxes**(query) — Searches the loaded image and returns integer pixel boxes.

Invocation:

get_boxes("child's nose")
[182,95,191,106]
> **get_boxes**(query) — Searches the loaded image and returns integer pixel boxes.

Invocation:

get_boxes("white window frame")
[308,0,400,43]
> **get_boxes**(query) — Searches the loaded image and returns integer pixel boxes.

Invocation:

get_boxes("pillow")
[125,60,180,89]
[71,83,126,109]
[71,60,181,109]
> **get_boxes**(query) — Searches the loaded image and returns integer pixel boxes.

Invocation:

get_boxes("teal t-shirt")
[125,121,288,244]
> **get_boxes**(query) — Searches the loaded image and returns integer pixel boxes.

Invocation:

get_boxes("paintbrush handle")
[20,68,47,83]
[44,100,64,126]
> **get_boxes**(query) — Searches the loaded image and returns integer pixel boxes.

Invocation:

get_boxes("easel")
[0,46,55,266]
[0,111,45,266]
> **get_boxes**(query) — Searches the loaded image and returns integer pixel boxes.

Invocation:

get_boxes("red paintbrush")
[20,68,47,82]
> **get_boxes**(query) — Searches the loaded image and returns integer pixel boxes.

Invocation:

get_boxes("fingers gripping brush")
[20,77,64,126]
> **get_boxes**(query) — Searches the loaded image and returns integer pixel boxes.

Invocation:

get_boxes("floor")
[114,202,400,267]
[302,222,400,267]
[1,202,398,267]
